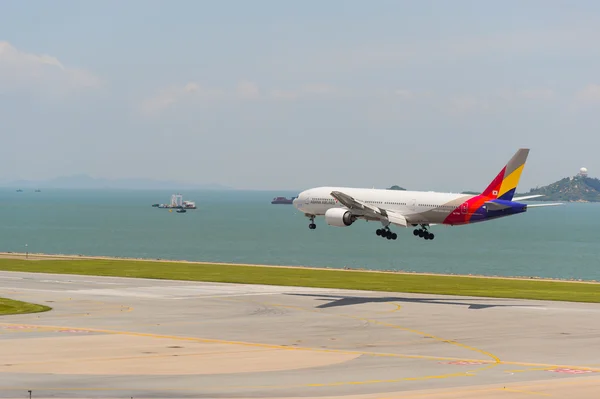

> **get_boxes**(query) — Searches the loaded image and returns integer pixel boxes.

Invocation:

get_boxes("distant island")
[523,175,600,202]
[387,185,406,190]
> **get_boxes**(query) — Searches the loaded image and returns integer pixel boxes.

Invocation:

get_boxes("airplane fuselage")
[293,186,528,226]
[291,149,560,241]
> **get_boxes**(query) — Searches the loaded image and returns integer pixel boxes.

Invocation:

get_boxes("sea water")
[1,188,599,281]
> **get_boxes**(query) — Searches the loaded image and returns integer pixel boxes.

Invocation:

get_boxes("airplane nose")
[293,191,305,209]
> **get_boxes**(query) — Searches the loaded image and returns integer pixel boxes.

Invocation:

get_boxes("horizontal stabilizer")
[484,201,512,211]
[526,203,563,208]
[512,194,544,201]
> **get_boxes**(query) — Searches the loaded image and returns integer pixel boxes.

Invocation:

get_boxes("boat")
[35,189,41,193]
[176,208,187,213]
[182,200,196,209]
[153,194,197,209]
[16,189,23,192]
[271,196,296,204]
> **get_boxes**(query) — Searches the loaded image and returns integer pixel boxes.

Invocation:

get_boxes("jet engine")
[325,208,356,227]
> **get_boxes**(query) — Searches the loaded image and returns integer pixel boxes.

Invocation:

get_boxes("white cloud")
[183,82,200,93]
[141,81,344,114]
[434,87,562,116]
[139,82,227,114]
[496,88,556,103]
[140,79,566,118]
[236,81,260,99]
[447,95,491,115]
[394,89,415,100]
[268,83,338,100]
[301,83,336,95]
[0,41,101,92]
[575,84,600,103]
[518,88,555,100]
[270,89,299,100]
[139,88,179,114]
[400,28,598,65]
[141,80,265,114]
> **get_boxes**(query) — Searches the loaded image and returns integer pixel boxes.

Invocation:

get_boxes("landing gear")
[376,227,397,240]
[413,224,434,240]
[308,215,316,230]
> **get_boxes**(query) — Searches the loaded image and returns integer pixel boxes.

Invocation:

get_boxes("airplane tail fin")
[481,148,530,201]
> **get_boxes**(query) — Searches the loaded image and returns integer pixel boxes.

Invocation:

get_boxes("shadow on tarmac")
[284,293,537,310]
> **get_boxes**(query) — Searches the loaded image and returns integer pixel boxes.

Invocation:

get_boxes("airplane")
[292,148,562,241]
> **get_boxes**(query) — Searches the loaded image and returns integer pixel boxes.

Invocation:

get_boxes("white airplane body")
[292,148,561,240]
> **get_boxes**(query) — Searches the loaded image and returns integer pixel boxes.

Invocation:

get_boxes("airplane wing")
[512,194,544,201]
[330,190,408,228]
[386,211,408,227]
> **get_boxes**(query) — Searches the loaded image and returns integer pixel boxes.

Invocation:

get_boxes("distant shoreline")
[1,251,598,285]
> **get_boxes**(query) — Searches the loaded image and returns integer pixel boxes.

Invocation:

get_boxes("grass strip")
[0,258,599,303]
[0,297,51,316]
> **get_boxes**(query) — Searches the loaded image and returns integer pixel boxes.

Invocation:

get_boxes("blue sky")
[2,1,600,190]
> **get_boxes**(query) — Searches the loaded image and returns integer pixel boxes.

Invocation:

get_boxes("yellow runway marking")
[303,372,473,387]
[505,367,553,373]
[6,348,281,367]
[376,385,554,399]
[374,303,402,313]
[344,314,501,369]
[0,321,490,364]
[10,296,134,319]
[240,299,600,371]
[2,297,598,393]
[217,298,500,386]
[249,299,501,375]
[502,387,552,396]
[503,362,599,372]
[225,298,600,379]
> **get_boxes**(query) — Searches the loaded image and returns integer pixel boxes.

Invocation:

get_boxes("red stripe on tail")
[481,166,505,199]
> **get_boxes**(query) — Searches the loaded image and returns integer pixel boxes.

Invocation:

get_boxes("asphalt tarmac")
[1,271,599,398]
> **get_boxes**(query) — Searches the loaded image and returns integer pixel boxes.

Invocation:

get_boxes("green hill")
[524,176,600,202]
[387,185,406,190]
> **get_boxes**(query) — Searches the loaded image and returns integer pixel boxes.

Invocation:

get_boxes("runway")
[1,271,599,398]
